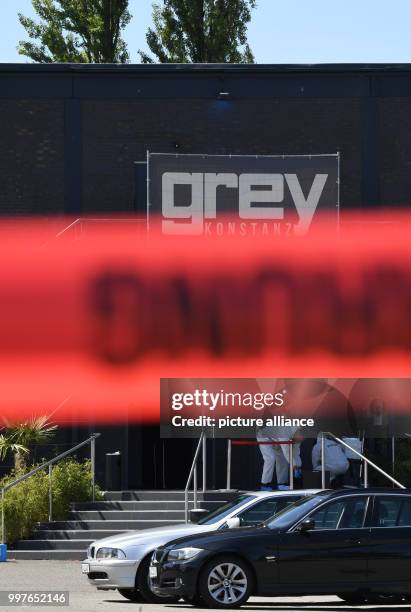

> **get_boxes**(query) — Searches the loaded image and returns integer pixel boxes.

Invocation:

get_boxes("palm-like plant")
[0,435,30,473]
[0,416,58,473]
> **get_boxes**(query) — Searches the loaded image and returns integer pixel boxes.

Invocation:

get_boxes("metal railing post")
[184,488,189,523]
[226,439,232,490]
[364,461,368,488]
[184,433,204,523]
[193,465,198,510]
[91,435,96,502]
[321,433,326,489]
[1,488,4,545]
[194,464,198,509]
[288,442,294,489]
[48,465,53,522]
[202,434,206,493]
[392,436,395,485]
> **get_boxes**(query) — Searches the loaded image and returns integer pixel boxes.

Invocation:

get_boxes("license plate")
[81,563,90,574]
[149,566,158,578]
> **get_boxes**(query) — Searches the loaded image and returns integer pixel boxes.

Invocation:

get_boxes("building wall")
[2,63,411,216]
[0,98,64,214]
[380,98,411,205]
[82,97,361,212]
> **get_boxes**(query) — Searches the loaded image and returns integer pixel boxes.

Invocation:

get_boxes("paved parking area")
[0,561,410,612]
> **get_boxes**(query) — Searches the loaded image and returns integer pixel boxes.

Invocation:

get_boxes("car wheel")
[136,555,180,604]
[118,588,144,602]
[199,556,253,608]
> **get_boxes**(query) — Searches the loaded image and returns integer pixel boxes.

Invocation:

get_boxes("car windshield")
[265,492,331,529]
[197,495,256,525]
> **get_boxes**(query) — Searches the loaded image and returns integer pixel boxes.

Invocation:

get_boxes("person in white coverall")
[257,424,302,490]
[312,434,349,484]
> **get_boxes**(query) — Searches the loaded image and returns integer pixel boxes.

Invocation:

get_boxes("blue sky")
[1,0,410,64]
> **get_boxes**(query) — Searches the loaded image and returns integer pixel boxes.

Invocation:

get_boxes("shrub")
[392,439,411,487]
[363,439,411,488]
[49,459,102,520]
[0,459,102,545]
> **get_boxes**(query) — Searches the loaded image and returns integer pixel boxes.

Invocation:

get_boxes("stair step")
[102,490,238,501]
[36,520,158,530]
[29,530,131,540]
[11,539,93,551]
[7,490,239,561]
[71,500,206,510]
[68,510,186,520]
[8,550,86,560]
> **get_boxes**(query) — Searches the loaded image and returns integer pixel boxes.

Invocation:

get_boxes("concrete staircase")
[7,490,234,560]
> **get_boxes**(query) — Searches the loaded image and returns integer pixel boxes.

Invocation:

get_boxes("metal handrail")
[1,433,100,544]
[224,432,405,491]
[55,218,145,238]
[322,432,405,489]
[55,218,81,238]
[184,433,206,523]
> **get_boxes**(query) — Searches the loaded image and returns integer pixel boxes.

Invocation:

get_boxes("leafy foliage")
[0,416,58,472]
[0,459,102,545]
[391,439,411,487]
[140,0,256,63]
[0,436,29,469]
[18,0,131,63]
[364,439,411,488]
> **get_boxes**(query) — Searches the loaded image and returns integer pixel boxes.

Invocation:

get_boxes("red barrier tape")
[231,440,294,445]
[0,215,410,422]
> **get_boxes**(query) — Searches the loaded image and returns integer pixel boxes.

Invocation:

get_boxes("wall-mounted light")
[217,91,231,100]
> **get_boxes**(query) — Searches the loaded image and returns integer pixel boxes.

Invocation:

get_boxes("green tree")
[0,416,58,472]
[18,0,131,63]
[140,0,256,64]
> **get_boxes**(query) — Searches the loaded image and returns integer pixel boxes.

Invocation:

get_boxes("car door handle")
[345,538,362,544]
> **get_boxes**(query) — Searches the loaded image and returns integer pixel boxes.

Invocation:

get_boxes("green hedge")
[0,459,102,545]
[362,439,411,488]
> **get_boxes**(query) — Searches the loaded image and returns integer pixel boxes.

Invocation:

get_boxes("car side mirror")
[226,517,241,529]
[298,518,315,533]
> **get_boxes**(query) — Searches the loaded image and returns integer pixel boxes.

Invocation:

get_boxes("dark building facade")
[2,62,411,217]
[1,63,411,490]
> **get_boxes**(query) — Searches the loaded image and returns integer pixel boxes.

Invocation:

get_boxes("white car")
[81,489,320,603]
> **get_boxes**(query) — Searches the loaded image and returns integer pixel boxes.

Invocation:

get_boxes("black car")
[150,489,411,608]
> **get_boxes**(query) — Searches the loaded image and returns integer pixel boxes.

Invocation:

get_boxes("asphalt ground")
[0,561,410,612]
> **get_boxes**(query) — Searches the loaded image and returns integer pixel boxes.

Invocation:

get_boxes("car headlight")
[167,547,203,561]
[96,547,126,560]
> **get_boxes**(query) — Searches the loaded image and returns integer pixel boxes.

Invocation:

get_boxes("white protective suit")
[312,436,349,481]
[257,424,302,486]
